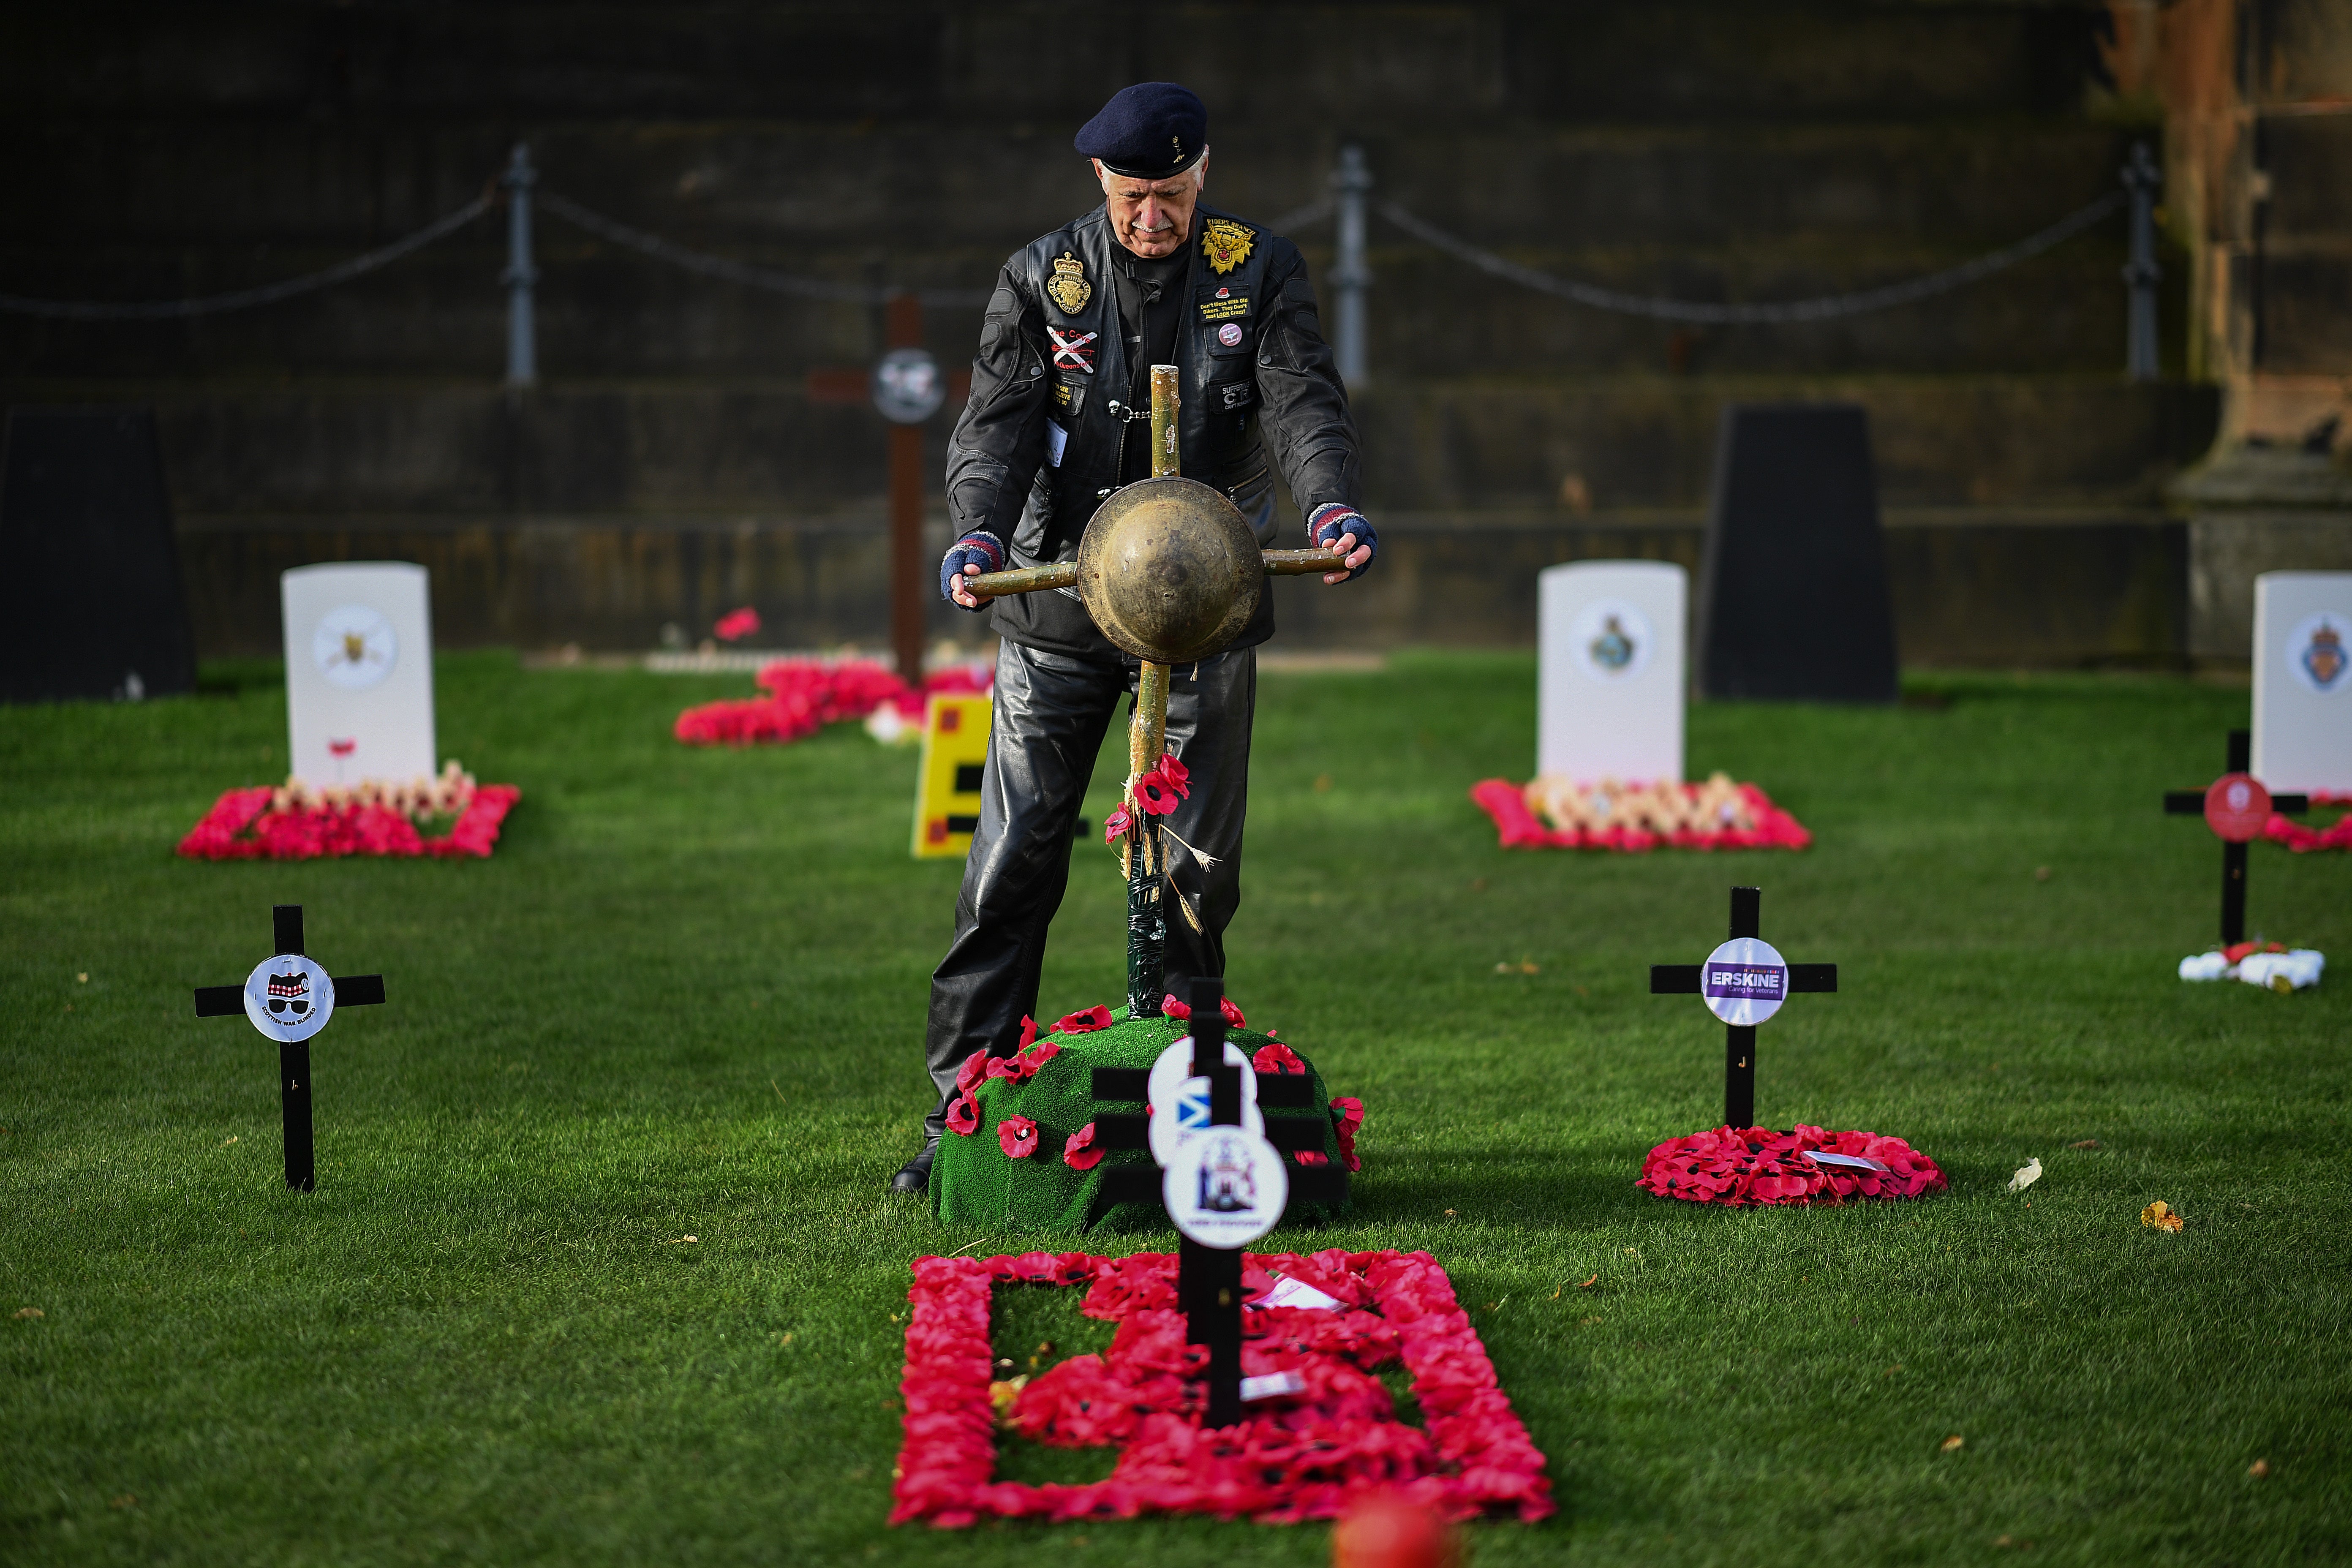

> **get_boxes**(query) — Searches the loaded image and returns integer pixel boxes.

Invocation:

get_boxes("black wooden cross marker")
[2163,730,2308,946]
[1650,886,1837,1130]
[1177,974,1247,1429]
[192,904,385,1192]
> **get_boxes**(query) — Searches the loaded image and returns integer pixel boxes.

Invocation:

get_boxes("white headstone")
[281,563,436,787]
[1538,560,1686,782]
[2251,571,2352,794]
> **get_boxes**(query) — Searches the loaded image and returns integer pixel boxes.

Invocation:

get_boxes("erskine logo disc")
[1699,936,1788,1026]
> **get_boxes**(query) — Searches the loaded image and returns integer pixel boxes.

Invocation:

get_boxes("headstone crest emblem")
[1045,252,1092,314]
[2301,618,2345,691]
[1201,218,1254,275]
[1588,614,1635,673]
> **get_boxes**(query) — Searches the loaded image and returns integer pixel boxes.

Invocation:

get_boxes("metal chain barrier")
[1369,191,2128,325]
[0,194,495,320]
[536,190,993,309]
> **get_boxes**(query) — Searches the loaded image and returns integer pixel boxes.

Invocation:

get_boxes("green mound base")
[932,1010,1349,1233]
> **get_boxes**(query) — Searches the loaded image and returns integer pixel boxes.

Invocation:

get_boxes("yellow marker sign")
[912,692,992,858]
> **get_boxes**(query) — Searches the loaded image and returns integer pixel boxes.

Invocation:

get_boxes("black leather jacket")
[946,201,1364,658]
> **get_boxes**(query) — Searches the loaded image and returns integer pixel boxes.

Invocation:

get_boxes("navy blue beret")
[1074,82,1207,179]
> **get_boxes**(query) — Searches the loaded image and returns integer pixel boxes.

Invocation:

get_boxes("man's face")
[1096,155,1206,259]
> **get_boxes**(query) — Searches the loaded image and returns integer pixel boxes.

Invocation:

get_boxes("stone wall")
[0,1,2298,665]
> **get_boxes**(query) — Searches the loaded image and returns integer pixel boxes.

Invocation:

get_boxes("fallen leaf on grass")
[2249,1459,2269,1478]
[14,1307,43,1319]
[666,1235,699,1245]
[220,1135,239,1146]
[2069,1138,2100,1150]
[2007,1157,2043,1193]
[1578,1274,1598,1289]
[1578,1316,1603,1326]
[1993,1534,2031,1549]
[988,1375,1029,1422]
[1941,1435,1965,1453]
[109,1495,135,1510]
[2141,1200,2184,1233]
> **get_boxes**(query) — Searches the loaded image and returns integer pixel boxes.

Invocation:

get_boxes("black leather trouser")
[919,640,1257,1141]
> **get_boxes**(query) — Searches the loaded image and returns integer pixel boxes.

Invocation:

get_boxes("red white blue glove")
[940,530,1005,610]
[1308,503,1376,582]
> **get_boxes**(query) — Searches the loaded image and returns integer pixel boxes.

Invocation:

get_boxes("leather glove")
[939,530,1006,610]
[1307,503,1376,583]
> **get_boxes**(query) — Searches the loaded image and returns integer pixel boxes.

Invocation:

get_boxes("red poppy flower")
[1253,1041,1304,1075]
[1063,1122,1104,1171]
[1052,1005,1113,1034]
[999,1115,1040,1159]
[1155,752,1190,793]
[986,1052,1036,1084]
[1023,1041,1061,1071]
[945,1095,979,1136]
[713,606,761,642]
[955,1050,991,1097]
[1291,1149,1329,1167]
[1330,1096,1365,1173]
[1162,994,1246,1028]
[1133,774,1183,815]
[1017,1014,1038,1051]
[1103,806,1132,844]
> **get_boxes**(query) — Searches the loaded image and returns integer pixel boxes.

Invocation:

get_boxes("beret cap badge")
[1045,252,1092,314]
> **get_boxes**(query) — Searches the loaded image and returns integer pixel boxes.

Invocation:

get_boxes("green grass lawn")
[3,651,2346,1566]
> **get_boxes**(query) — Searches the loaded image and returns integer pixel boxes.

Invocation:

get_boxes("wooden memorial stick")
[192,904,385,1192]
[2162,730,2308,946]
[1650,886,1836,1131]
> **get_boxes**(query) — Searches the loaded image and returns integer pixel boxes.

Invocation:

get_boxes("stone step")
[172,505,2192,673]
[59,374,2214,517]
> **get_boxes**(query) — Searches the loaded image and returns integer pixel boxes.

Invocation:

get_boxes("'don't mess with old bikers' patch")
[1201,218,1255,275]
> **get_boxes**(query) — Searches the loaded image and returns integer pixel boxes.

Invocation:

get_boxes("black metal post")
[2222,731,2252,946]
[1182,974,1243,1429]
[1726,887,1760,1128]
[272,906,316,1190]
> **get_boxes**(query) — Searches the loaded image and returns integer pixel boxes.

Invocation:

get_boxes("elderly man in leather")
[892,82,1374,1195]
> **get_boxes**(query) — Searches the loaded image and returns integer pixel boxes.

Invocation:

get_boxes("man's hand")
[1307,504,1377,584]
[940,531,1006,611]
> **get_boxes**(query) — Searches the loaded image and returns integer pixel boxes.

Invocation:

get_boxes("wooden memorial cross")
[805,294,969,684]
[192,904,385,1191]
[1650,886,1837,1130]
[2162,729,2309,946]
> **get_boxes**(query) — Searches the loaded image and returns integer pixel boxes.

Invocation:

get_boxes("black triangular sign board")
[1695,403,1899,703]
[0,406,198,704]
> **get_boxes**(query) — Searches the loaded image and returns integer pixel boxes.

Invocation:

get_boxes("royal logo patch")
[1048,327,1097,374]
[1201,218,1255,275]
[1044,252,1092,314]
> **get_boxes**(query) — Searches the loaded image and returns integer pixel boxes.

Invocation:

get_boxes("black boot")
[890,1135,940,1195]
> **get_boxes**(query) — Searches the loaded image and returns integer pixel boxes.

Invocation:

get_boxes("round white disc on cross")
[1146,1037,1262,1165]
[1700,937,1788,1026]
[242,954,335,1042]
[1162,1125,1288,1248]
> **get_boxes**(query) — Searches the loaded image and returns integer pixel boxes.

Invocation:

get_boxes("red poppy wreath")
[890,1248,1553,1528]
[1639,1124,1946,1208]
